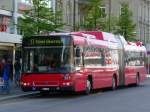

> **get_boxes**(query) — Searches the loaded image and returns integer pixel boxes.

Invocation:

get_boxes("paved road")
[0,79,150,112]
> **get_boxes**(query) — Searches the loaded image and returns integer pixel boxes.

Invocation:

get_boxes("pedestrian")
[0,59,5,78]
[0,59,5,93]
[1,59,12,94]
[14,60,21,87]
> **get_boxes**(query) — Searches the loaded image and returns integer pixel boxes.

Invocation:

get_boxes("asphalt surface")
[0,79,150,112]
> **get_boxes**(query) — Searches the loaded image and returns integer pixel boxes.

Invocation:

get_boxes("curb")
[0,92,38,102]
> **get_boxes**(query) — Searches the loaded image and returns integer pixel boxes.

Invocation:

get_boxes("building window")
[21,0,32,4]
[0,16,10,32]
[100,7,106,18]
[120,6,123,15]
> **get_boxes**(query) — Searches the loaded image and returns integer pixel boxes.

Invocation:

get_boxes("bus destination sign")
[23,36,70,46]
[30,39,62,46]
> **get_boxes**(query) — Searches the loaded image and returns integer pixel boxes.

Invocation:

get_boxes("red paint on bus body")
[21,31,147,94]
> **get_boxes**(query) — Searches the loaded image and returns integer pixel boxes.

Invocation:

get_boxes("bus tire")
[135,75,140,86]
[112,76,117,90]
[85,79,91,95]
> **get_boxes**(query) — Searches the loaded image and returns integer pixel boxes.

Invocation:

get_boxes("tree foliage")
[80,0,106,31]
[18,0,63,37]
[103,16,118,33]
[116,2,136,40]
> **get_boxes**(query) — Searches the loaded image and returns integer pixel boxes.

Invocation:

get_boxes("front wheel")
[112,76,117,90]
[85,79,91,95]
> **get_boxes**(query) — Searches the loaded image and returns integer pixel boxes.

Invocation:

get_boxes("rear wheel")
[135,75,140,86]
[112,76,117,90]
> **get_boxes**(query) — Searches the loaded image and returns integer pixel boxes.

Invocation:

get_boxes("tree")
[80,0,106,31]
[116,2,136,40]
[18,0,63,37]
[103,16,118,33]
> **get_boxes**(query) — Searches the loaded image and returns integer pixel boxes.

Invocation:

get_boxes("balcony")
[0,32,22,44]
[0,9,12,16]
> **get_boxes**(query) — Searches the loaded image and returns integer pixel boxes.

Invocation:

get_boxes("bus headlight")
[23,82,30,86]
[62,82,71,86]
[23,83,27,86]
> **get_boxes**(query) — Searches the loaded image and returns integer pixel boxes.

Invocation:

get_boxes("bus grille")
[33,81,59,86]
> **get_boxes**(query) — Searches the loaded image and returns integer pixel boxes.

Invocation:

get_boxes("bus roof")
[71,31,118,43]
[125,41,146,52]
[49,31,118,42]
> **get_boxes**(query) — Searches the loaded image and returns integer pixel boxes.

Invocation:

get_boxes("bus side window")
[101,49,105,66]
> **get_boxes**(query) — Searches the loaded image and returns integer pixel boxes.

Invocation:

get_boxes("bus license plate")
[42,88,49,91]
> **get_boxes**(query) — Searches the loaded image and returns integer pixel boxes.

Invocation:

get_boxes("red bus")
[20,31,147,94]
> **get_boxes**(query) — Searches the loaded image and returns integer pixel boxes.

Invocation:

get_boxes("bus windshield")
[23,36,74,74]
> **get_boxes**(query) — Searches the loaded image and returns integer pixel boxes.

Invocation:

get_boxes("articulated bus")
[20,31,147,94]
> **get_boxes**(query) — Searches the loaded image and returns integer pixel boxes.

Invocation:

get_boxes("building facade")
[56,0,150,44]
[0,0,32,80]
[104,0,150,44]
[55,0,79,31]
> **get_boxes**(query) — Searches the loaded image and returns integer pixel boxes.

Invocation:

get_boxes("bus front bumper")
[21,86,74,92]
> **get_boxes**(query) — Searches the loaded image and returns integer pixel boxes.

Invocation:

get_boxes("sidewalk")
[0,84,37,101]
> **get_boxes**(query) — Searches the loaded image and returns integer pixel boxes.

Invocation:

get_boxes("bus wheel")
[136,75,140,86]
[85,79,91,95]
[112,76,117,90]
